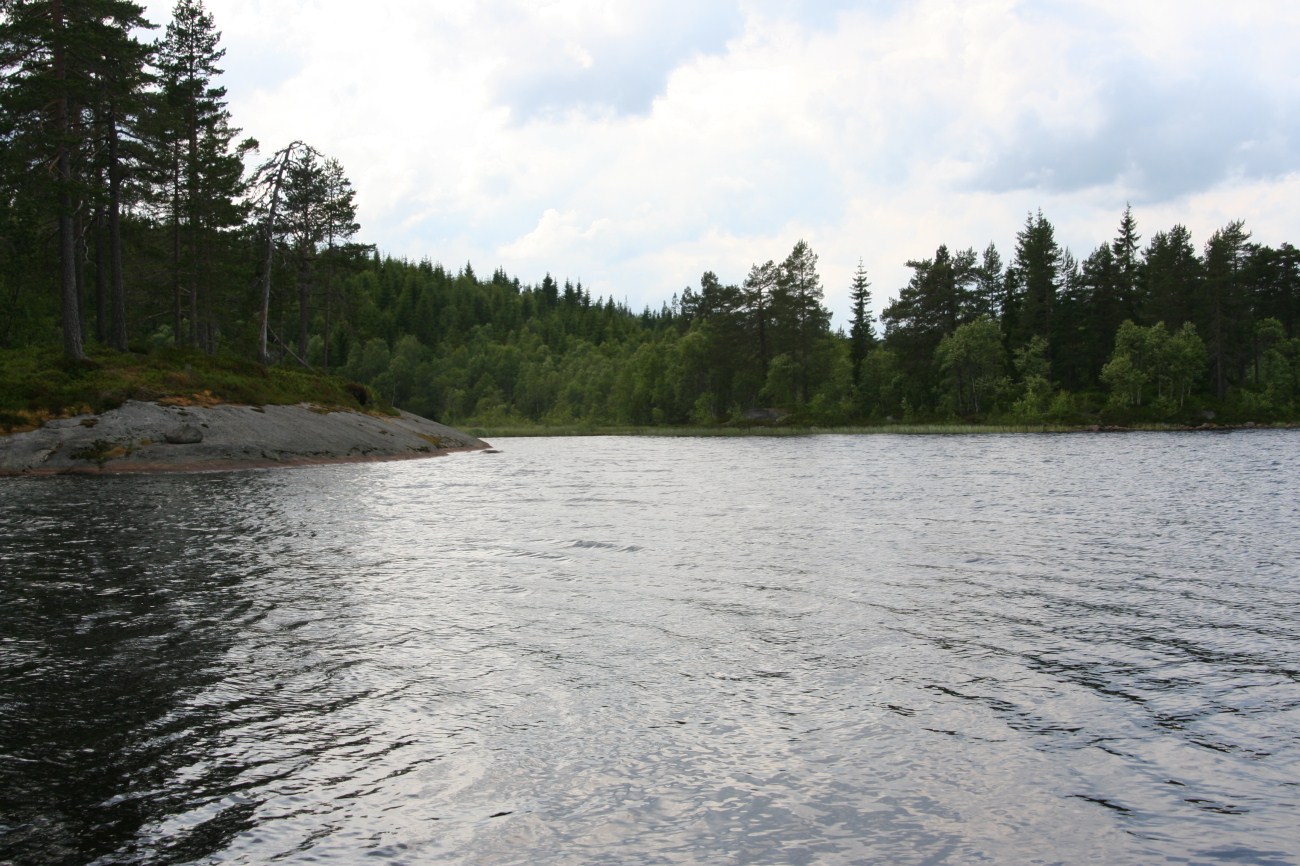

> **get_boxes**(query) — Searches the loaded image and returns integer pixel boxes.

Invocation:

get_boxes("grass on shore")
[0,345,389,434]
[466,423,1084,438]
[464,420,1294,438]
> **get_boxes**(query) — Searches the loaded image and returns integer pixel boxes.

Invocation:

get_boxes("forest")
[3,0,1299,430]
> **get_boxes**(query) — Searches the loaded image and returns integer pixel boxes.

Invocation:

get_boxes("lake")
[1,431,1298,865]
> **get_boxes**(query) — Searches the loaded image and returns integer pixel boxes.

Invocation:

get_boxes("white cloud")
[139,0,1300,324]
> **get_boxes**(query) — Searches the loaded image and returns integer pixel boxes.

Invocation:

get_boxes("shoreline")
[0,400,490,477]
[463,421,1293,438]
[1,445,492,477]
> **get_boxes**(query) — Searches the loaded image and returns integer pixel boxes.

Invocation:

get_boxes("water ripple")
[2,432,1299,864]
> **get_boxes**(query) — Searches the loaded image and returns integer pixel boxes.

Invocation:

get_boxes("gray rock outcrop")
[163,423,204,445]
[0,401,489,475]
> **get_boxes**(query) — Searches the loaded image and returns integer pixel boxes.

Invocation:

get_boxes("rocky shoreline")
[0,400,490,475]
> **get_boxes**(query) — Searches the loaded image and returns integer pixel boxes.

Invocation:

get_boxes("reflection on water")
[2,432,1299,865]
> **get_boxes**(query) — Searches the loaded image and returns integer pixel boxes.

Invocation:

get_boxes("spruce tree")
[1010,210,1062,356]
[1111,203,1141,321]
[847,260,875,383]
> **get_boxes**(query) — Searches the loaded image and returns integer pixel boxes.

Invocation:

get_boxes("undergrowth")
[0,346,391,433]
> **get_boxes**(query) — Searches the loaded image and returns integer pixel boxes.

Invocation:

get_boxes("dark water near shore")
[2,432,1298,865]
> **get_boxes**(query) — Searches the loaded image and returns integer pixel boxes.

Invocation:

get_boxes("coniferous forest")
[4,1,1299,430]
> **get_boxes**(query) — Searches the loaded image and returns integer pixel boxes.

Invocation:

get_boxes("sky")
[140,0,1300,327]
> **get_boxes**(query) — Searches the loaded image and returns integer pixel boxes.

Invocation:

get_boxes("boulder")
[163,424,204,445]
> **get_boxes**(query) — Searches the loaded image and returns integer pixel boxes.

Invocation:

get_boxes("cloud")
[493,1,743,118]
[970,51,1300,201]
[136,0,1300,324]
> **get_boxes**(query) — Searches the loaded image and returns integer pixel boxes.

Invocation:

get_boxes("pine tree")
[317,157,361,368]
[89,3,153,351]
[1202,221,1252,401]
[1054,245,1109,389]
[973,243,1004,319]
[151,0,248,350]
[906,245,977,335]
[276,148,361,364]
[1,0,152,358]
[772,240,831,404]
[880,244,979,401]
[1010,210,1062,356]
[847,260,875,383]
[1240,243,1299,342]
[742,260,777,377]
[248,140,304,364]
[691,270,750,410]
[1140,225,1201,329]
[282,147,327,362]
[1111,203,1141,321]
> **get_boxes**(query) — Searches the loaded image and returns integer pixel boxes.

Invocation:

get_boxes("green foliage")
[1010,210,1062,354]
[1100,349,1146,410]
[1101,320,1207,418]
[935,316,1004,416]
[762,354,801,408]
[1232,317,1300,419]
[847,260,875,382]
[0,345,387,431]
[856,347,903,418]
[1009,334,1055,421]
[2,2,1299,432]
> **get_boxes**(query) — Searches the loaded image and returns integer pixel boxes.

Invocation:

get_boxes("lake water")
[2,432,1298,865]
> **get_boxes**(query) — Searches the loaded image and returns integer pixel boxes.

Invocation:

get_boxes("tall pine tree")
[1201,221,1252,400]
[1010,210,1062,361]
[1,0,151,358]
[151,0,249,350]
[1111,203,1141,322]
[847,260,875,384]
[1140,224,1201,329]
[772,240,830,404]
[742,260,777,377]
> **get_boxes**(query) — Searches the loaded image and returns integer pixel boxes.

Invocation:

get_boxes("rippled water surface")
[2,432,1299,865]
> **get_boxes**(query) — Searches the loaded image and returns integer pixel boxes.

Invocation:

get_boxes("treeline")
[4,3,1299,427]
[304,211,1300,427]
[872,210,1300,424]
[320,243,842,427]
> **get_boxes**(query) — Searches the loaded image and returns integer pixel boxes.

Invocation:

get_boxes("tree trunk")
[53,0,84,360]
[172,160,183,346]
[104,106,129,351]
[94,205,107,345]
[58,203,83,360]
[187,105,200,349]
[297,251,312,364]
[259,147,295,365]
[109,121,128,351]
[323,246,333,368]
